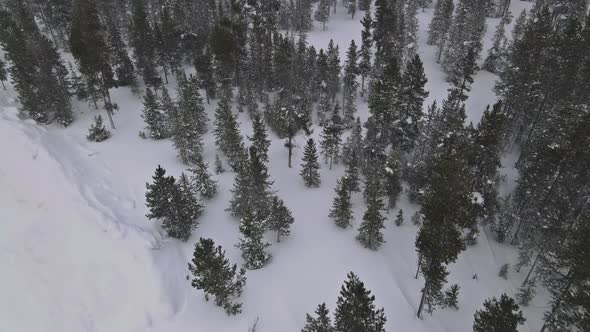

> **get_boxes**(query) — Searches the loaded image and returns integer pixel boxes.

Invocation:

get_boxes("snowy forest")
[0,0,589,331]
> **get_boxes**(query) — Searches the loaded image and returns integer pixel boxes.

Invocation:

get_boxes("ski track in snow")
[0,2,550,332]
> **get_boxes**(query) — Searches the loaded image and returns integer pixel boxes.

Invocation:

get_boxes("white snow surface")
[1,2,549,332]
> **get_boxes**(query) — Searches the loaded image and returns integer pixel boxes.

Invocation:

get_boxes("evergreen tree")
[343,157,360,192]
[483,12,512,73]
[0,56,7,89]
[401,55,429,151]
[171,76,207,165]
[394,209,404,226]
[334,272,387,331]
[145,165,175,220]
[473,294,526,332]
[268,196,295,242]
[141,88,168,139]
[214,95,247,171]
[516,279,535,307]
[326,40,341,101]
[342,40,359,127]
[342,118,364,168]
[359,11,372,96]
[320,104,344,169]
[237,207,272,270]
[189,155,218,200]
[188,238,247,315]
[300,138,322,187]
[329,178,354,229]
[498,264,509,279]
[348,0,357,19]
[302,303,334,332]
[373,0,401,69]
[294,0,314,32]
[106,24,136,87]
[315,0,330,30]
[404,0,420,60]
[164,173,202,241]
[249,113,271,163]
[357,164,386,250]
[412,211,422,226]
[228,158,252,218]
[444,284,460,310]
[130,0,160,87]
[427,0,454,63]
[215,154,225,174]
[415,148,471,317]
[358,0,371,11]
[86,115,111,142]
[384,151,402,210]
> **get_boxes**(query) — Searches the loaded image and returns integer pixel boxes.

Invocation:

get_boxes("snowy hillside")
[1,1,558,332]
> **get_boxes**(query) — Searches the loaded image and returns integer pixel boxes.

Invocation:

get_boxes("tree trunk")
[288,136,293,168]
[361,75,365,97]
[1,80,5,90]
[415,260,421,279]
[277,231,281,243]
[540,270,575,332]
[417,285,426,318]
[522,252,541,286]
[436,40,445,64]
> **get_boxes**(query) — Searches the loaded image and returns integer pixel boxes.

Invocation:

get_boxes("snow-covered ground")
[0,2,549,331]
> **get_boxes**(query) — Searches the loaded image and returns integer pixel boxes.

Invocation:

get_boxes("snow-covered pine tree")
[268,196,295,242]
[302,302,334,332]
[214,95,247,171]
[516,278,535,306]
[358,0,371,11]
[320,104,344,169]
[400,54,429,152]
[315,0,330,30]
[130,0,160,87]
[188,155,218,200]
[141,88,167,139]
[145,165,175,220]
[215,155,225,174]
[404,0,419,60]
[300,138,322,187]
[483,12,512,73]
[164,173,202,241]
[359,11,372,96]
[87,115,111,142]
[427,0,454,66]
[237,207,272,270]
[373,0,401,69]
[293,0,313,32]
[357,187,386,250]
[248,112,271,164]
[342,118,364,168]
[329,178,354,229]
[106,24,137,88]
[384,150,402,210]
[326,40,341,101]
[0,55,7,89]
[498,264,509,279]
[188,238,247,315]
[444,284,460,310]
[228,157,251,218]
[248,145,274,217]
[473,294,526,332]
[342,40,359,127]
[412,211,422,226]
[394,209,404,226]
[343,156,360,192]
[334,272,387,331]
[348,0,357,18]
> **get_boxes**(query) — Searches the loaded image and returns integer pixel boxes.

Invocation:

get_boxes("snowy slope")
[0,1,549,332]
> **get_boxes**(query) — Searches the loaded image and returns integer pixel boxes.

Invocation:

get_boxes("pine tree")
[188,155,218,200]
[268,196,295,242]
[498,264,509,279]
[315,0,330,30]
[228,158,251,218]
[342,118,364,168]
[171,76,207,165]
[145,165,175,220]
[384,151,402,210]
[483,12,512,73]
[444,284,460,310]
[188,238,247,315]
[329,178,354,229]
[130,0,160,87]
[334,272,387,331]
[394,209,404,226]
[359,11,372,96]
[516,279,535,306]
[248,146,274,217]
[141,88,168,139]
[237,207,272,270]
[320,105,344,169]
[404,0,420,60]
[357,163,386,250]
[343,158,360,192]
[249,113,271,163]
[86,115,111,142]
[214,95,247,171]
[215,154,225,174]
[411,211,422,226]
[0,56,7,89]
[326,40,341,100]
[164,173,202,241]
[348,0,357,19]
[177,74,208,136]
[401,55,429,151]
[373,0,400,69]
[106,24,136,87]
[358,0,371,11]
[342,40,359,127]
[427,0,454,62]
[302,303,334,332]
[300,138,322,187]
[473,294,526,332]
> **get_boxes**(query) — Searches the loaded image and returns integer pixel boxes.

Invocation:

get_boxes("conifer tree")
[412,211,422,226]
[228,158,252,218]
[516,279,535,307]
[237,207,272,270]
[348,0,357,19]
[86,115,111,142]
[0,56,7,90]
[329,178,354,229]
[483,12,512,73]
[130,0,160,87]
[498,264,509,279]
[214,95,247,171]
[215,154,225,174]
[249,113,271,163]
[164,173,202,241]
[188,238,247,315]
[106,24,136,87]
[427,0,454,63]
[145,165,175,220]
[268,196,295,242]
[394,209,404,226]
[384,151,402,210]
[315,0,330,30]
[302,303,334,332]
[334,272,387,331]
[444,284,460,310]
[320,104,344,169]
[404,0,420,60]
[326,40,341,100]
[342,40,359,126]
[141,88,167,139]
[358,0,371,11]
[359,11,372,96]
[300,138,322,187]
[343,157,360,192]
[171,76,207,165]
[357,190,386,250]
[401,55,429,151]
[189,155,218,200]
[473,294,526,332]
[373,0,400,68]
[342,118,364,168]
